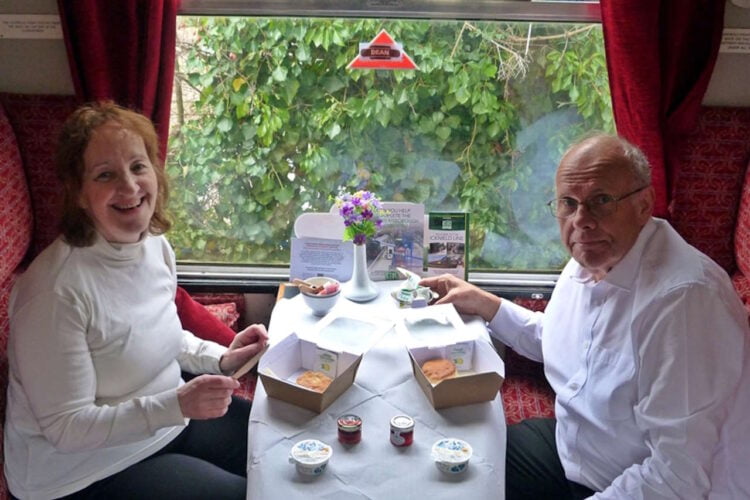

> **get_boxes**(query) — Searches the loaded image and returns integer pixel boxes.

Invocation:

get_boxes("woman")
[4,102,267,499]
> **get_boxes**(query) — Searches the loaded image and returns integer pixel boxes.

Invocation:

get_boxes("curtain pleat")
[57,0,180,162]
[600,0,726,217]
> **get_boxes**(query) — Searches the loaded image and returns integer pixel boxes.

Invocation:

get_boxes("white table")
[246,281,506,500]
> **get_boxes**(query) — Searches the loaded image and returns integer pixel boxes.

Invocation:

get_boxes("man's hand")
[218,324,269,375]
[177,374,239,419]
[419,274,502,322]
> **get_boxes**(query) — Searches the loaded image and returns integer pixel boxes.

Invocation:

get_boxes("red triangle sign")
[347,29,418,70]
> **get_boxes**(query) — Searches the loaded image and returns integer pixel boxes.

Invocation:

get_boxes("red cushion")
[203,302,240,331]
[0,94,79,258]
[0,104,32,281]
[174,286,236,347]
[190,292,245,330]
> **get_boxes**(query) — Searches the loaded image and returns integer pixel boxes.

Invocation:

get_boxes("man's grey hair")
[568,132,652,186]
[618,137,651,187]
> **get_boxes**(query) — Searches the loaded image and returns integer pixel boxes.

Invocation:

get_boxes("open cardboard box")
[408,339,505,409]
[398,304,504,409]
[258,333,362,413]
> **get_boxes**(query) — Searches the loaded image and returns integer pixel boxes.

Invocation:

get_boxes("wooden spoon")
[231,344,270,380]
[292,278,321,294]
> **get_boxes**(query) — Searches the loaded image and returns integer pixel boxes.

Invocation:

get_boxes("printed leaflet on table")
[424,212,469,280]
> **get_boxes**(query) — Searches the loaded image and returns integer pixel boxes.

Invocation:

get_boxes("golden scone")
[296,370,333,392]
[421,358,457,383]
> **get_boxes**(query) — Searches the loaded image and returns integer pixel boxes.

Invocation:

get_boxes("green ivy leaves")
[168,18,613,270]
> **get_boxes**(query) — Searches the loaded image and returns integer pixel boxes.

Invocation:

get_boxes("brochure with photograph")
[424,212,469,280]
[367,202,425,281]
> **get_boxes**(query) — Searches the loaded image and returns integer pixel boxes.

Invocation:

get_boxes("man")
[421,134,750,499]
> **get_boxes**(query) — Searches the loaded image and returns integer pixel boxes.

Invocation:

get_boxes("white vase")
[343,242,379,302]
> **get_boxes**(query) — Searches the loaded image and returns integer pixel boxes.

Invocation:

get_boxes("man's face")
[555,139,654,280]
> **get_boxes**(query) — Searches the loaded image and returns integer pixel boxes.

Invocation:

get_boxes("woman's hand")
[218,324,269,375]
[177,374,239,419]
[419,274,502,322]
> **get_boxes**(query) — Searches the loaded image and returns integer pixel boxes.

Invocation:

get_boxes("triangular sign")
[347,29,418,70]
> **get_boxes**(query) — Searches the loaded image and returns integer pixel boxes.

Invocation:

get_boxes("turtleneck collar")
[89,231,147,263]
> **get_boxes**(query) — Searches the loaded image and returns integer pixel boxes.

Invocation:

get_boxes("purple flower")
[334,190,385,245]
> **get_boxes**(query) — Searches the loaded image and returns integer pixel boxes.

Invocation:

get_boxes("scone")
[296,370,333,392]
[421,358,457,384]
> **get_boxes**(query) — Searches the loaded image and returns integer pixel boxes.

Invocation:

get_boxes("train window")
[170,1,611,285]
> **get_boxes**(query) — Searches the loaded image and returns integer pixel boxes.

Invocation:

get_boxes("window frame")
[179,0,601,23]
[174,0,602,298]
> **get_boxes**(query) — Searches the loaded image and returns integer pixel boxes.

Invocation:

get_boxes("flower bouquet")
[335,190,385,245]
[335,190,384,302]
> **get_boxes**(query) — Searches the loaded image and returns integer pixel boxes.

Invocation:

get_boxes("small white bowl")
[431,438,472,474]
[289,439,333,476]
[300,277,341,316]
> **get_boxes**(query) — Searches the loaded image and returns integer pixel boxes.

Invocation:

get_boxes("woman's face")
[79,121,158,244]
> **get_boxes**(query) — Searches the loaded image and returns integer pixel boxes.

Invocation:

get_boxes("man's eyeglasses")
[547,185,649,219]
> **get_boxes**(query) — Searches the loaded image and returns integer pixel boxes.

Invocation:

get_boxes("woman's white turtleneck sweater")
[4,233,227,500]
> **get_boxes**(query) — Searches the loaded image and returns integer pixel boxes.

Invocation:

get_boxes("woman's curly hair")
[56,101,171,247]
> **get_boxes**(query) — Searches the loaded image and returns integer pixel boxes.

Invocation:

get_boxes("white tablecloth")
[246,281,506,500]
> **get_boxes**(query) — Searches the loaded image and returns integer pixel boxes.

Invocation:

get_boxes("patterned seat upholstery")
[670,107,750,276]
[669,107,750,312]
[500,297,556,425]
[0,101,33,500]
[732,160,750,311]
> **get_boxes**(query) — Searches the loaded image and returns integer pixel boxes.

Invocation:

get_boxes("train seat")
[669,106,750,312]
[731,159,750,310]
[501,298,556,425]
[0,97,30,500]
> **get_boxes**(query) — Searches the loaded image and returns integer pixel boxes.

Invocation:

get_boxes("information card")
[289,237,353,282]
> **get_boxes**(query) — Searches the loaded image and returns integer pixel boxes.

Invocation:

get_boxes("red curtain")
[57,0,180,161]
[600,0,726,217]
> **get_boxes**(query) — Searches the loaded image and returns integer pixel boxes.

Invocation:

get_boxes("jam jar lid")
[337,414,362,431]
[390,415,414,431]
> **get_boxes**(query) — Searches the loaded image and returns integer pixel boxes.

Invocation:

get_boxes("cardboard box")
[409,339,504,409]
[258,333,362,413]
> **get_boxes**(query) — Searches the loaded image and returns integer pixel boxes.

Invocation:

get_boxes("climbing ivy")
[167,18,612,270]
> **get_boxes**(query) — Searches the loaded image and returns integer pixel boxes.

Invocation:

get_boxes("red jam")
[390,415,414,447]
[337,414,362,445]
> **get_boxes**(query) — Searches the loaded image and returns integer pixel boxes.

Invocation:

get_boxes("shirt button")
[569,382,580,391]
